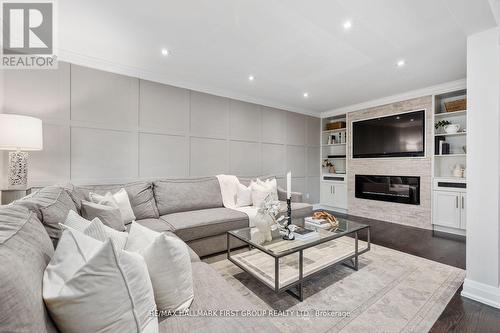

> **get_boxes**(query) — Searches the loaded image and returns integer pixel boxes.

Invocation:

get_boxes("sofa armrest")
[277,187,303,202]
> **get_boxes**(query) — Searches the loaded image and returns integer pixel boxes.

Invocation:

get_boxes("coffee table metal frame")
[227,223,370,301]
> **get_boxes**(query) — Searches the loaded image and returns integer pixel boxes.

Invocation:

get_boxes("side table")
[0,189,28,205]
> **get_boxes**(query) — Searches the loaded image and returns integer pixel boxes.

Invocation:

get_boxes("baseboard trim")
[462,278,500,309]
[433,225,466,237]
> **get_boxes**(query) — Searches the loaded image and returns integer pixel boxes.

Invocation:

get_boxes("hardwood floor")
[203,212,500,332]
[328,212,500,333]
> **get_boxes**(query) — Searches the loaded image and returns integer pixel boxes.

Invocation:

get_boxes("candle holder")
[282,198,295,240]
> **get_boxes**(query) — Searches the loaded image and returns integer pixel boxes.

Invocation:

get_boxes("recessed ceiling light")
[248,75,255,81]
[397,59,406,67]
[303,92,309,98]
[343,20,352,30]
[161,48,170,56]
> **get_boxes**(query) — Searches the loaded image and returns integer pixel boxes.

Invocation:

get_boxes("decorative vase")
[444,124,460,134]
[452,164,464,178]
[251,214,273,244]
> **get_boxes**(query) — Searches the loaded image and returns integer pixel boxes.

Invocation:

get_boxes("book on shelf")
[435,136,445,154]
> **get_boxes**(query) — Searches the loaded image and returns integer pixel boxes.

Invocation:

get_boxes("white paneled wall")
[0,62,321,203]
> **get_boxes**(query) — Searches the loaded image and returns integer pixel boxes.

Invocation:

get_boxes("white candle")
[286,171,291,200]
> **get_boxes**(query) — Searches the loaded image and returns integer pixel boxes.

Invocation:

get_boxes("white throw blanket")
[216,175,260,227]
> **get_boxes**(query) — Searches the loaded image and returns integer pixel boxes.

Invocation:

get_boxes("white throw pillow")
[235,183,253,207]
[60,216,128,251]
[126,222,194,313]
[90,189,136,224]
[43,228,158,333]
[251,178,278,207]
[64,210,91,230]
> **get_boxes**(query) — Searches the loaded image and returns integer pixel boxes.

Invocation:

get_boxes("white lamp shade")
[0,114,43,151]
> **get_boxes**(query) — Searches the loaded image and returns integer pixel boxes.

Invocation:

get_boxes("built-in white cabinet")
[432,89,467,236]
[320,181,347,210]
[460,193,466,229]
[320,114,348,212]
[432,190,466,230]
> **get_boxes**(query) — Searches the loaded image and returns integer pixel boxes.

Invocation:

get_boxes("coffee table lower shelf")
[227,234,370,301]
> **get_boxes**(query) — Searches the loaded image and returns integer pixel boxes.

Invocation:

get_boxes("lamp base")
[8,151,28,189]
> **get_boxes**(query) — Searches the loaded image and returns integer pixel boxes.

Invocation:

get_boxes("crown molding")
[57,49,320,118]
[321,78,467,118]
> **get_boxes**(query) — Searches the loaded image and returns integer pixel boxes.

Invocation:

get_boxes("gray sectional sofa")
[38,176,311,257]
[0,176,312,332]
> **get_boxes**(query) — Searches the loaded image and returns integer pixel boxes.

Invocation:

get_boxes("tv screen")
[352,110,425,158]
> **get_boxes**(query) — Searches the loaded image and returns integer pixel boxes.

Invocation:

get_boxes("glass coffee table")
[227,218,370,301]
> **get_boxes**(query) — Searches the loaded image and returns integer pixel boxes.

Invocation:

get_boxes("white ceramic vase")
[251,215,273,244]
[444,124,460,134]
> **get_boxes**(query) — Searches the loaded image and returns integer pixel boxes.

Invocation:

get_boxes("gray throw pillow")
[81,201,126,231]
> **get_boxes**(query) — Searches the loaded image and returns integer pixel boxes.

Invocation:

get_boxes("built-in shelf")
[322,143,346,146]
[322,128,347,134]
[321,114,348,211]
[434,110,467,118]
[435,154,466,157]
[434,132,466,137]
[434,176,467,183]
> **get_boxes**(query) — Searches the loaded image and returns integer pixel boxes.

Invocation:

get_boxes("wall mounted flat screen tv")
[352,110,425,158]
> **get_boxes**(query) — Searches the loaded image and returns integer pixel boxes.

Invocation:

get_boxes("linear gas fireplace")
[355,175,420,205]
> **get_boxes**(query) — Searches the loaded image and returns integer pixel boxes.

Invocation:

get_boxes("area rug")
[210,242,465,333]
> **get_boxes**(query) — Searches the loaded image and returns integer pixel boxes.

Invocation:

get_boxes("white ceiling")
[58,0,497,115]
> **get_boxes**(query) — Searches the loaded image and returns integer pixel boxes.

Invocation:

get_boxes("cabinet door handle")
[330,186,332,194]
[462,196,465,209]
[456,196,458,209]
[332,186,335,194]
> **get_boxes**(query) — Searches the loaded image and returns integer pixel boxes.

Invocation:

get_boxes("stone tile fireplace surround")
[347,96,433,230]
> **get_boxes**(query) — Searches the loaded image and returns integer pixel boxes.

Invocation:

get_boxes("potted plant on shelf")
[435,120,451,133]
[322,159,336,174]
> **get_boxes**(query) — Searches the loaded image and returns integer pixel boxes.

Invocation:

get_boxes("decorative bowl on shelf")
[444,124,460,134]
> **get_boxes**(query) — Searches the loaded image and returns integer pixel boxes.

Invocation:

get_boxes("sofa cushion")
[73,181,159,220]
[159,262,278,333]
[279,201,313,219]
[153,177,223,215]
[0,205,57,333]
[13,186,79,240]
[161,207,248,242]
[132,219,200,262]
[135,218,174,233]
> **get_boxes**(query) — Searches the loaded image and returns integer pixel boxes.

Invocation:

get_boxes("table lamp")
[0,114,43,188]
